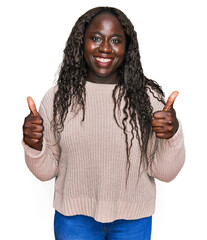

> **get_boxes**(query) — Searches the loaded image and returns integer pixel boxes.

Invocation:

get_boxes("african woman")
[23,7,185,240]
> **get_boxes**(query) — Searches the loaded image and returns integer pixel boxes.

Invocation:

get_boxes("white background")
[0,0,206,239]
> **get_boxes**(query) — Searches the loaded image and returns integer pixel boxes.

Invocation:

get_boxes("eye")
[111,38,121,44]
[91,36,101,42]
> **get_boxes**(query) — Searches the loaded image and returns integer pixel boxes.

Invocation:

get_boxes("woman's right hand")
[23,97,44,151]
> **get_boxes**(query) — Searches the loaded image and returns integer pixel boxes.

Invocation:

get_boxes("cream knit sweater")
[23,81,185,223]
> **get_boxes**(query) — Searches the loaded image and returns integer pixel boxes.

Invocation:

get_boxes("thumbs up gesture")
[152,91,179,139]
[23,97,44,151]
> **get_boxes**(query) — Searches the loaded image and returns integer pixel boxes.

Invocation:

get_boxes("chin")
[94,68,115,77]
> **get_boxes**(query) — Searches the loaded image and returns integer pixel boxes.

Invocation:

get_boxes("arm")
[146,89,185,182]
[22,99,60,181]
[147,121,185,182]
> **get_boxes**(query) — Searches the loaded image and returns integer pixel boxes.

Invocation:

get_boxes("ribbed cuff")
[165,120,183,147]
[22,137,46,158]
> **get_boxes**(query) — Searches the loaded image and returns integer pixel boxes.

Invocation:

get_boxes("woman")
[23,6,185,240]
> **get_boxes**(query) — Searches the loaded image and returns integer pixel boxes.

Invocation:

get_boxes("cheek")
[114,44,125,57]
[84,44,98,65]
[84,41,98,55]
[114,47,125,63]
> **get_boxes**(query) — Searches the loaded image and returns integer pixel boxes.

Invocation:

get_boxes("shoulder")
[39,85,58,121]
[41,85,58,105]
[146,85,165,112]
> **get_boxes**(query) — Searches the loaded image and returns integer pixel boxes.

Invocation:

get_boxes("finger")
[27,96,38,116]
[153,125,173,133]
[153,111,171,119]
[24,136,43,147]
[24,130,43,139]
[152,126,164,133]
[23,124,44,133]
[155,132,173,139]
[24,115,43,125]
[152,119,172,127]
[163,91,179,111]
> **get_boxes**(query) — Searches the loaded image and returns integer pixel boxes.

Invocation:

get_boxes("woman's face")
[84,13,126,82]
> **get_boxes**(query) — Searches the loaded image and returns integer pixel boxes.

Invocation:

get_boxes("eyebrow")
[90,31,125,39]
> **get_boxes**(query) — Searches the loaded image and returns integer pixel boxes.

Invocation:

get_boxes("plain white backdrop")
[0,0,206,239]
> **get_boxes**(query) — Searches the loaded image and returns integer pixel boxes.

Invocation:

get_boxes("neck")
[86,71,119,84]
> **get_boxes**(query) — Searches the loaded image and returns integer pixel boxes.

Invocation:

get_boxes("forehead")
[85,13,125,35]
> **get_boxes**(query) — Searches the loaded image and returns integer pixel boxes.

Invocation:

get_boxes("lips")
[93,57,114,67]
[95,57,113,63]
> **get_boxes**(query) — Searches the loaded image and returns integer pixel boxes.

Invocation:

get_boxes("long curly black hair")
[52,6,165,187]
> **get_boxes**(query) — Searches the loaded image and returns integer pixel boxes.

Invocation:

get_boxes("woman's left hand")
[152,91,179,139]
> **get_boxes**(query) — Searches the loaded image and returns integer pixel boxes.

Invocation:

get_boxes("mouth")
[93,57,114,67]
[95,57,113,63]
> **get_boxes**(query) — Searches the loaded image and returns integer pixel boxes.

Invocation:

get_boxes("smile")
[94,57,113,63]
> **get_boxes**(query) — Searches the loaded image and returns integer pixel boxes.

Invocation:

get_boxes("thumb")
[163,91,179,111]
[27,96,39,116]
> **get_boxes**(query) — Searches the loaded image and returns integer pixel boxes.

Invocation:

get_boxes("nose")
[98,40,112,54]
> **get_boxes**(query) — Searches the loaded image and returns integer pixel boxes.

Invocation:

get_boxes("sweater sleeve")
[22,96,60,181]
[146,89,185,182]
[147,121,185,182]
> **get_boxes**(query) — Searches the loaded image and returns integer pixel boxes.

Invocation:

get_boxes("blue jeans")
[54,210,152,240]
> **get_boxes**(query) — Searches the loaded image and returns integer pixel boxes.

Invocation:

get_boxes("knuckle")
[156,133,163,139]
[151,120,156,126]
[24,136,31,145]
[23,118,29,126]
[39,125,44,132]
[38,132,43,139]
[32,139,39,144]
[165,113,172,119]
[168,126,173,132]
[33,132,40,139]
[23,129,31,137]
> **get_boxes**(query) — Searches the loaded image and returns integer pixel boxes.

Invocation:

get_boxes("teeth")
[96,57,112,63]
